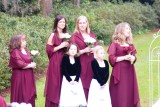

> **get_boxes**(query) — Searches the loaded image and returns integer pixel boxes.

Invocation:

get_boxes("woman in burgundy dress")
[108,22,140,107]
[8,34,37,107]
[71,15,99,101]
[44,15,69,107]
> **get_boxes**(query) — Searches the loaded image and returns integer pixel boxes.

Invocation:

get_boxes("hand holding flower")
[84,36,96,55]
[123,45,135,64]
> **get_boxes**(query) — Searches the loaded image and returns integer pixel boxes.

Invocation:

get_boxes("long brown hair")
[53,15,67,34]
[8,34,25,53]
[112,22,133,44]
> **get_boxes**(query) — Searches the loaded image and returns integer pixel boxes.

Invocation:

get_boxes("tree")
[73,0,80,6]
[39,0,53,16]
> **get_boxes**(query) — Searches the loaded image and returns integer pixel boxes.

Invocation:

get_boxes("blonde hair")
[74,15,90,34]
[8,34,26,53]
[112,22,133,44]
[94,45,105,59]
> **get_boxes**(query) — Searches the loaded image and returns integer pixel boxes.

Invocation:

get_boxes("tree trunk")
[2,0,8,10]
[39,0,53,16]
[74,0,80,7]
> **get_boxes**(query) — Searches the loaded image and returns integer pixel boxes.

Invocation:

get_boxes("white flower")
[11,102,32,107]
[64,33,71,39]
[31,50,39,56]
[63,33,71,41]
[84,36,96,43]
[84,36,96,47]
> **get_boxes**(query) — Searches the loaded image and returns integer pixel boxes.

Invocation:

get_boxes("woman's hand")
[30,62,36,69]
[60,41,69,48]
[130,55,135,62]
[124,54,132,61]
[84,46,91,53]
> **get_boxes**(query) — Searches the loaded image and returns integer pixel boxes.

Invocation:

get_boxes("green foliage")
[0,0,40,16]
[52,1,158,42]
[153,0,160,18]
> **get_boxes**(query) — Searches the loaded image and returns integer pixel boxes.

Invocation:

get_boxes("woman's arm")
[61,55,72,82]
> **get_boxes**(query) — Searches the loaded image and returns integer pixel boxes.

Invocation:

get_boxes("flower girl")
[59,43,87,107]
[87,45,112,107]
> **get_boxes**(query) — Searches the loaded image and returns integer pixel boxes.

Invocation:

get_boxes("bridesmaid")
[108,22,140,107]
[8,34,37,107]
[71,15,99,101]
[44,15,69,107]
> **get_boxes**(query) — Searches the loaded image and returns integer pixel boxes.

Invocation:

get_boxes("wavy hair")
[112,22,133,44]
[8,34,26,53]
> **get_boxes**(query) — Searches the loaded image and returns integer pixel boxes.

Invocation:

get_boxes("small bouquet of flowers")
[123,45,134,55]
[127,45,134,55]
[31,50,39,63]
[84,36,96,55]
[63,33,71,42]
[124,45,135,64]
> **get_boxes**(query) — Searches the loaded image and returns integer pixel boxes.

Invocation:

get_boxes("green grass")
[4,30,160,107]
[133,31,160,107]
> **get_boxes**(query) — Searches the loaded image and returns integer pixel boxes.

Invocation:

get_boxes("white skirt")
[59,76,87,107]
[87,79,112,107]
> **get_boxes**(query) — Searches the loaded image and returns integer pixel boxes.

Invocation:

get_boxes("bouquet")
[11,102,32,107]
[63,33,71,42]
[84,36,96,55]
[124,45,135,64]
[31,50,39,62]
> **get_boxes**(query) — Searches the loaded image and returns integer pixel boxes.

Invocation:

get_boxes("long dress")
[44,33,65,107]
[71,32,99,101]
[88,59,112,107]
[108,42,140,107]
[9,48,37,107]
[59,54,87,107]
[0,96,7,107]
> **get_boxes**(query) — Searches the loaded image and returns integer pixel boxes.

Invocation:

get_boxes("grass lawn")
[4,30,160,107]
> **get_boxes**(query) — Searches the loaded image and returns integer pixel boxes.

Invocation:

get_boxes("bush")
[153,0,160,24]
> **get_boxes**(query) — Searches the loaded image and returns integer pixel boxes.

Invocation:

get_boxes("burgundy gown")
[9,48,36,107]
[44,33,65,107]
[71,32,99,101]
[0,96,7,107]
[108,42,140,107]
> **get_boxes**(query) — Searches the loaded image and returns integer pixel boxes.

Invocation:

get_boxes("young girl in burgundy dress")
[59,44,87,107]
[8,34,37,107]
[88,45,112,107]
[108,22,140,107]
